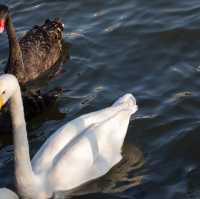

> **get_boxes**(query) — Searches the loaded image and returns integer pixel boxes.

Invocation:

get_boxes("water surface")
[0,0,200,198]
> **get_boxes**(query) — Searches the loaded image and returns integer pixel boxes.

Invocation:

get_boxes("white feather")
[0,74,138,199]
[0,188,19,199]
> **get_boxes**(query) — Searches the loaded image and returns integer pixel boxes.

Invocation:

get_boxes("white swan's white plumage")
[0,74,138,199]
[0,188,18,199]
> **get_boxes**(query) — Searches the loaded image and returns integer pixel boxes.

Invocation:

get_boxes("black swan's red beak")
[0,19,5,33]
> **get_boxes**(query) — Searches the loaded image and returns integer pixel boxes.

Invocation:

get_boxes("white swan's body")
[0,74,138,199]
[0,188,18,199]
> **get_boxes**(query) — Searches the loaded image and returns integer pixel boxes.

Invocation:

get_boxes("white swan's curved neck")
[10,84,36,188]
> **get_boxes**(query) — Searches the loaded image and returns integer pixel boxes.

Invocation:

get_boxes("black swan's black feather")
[5,17,64,84]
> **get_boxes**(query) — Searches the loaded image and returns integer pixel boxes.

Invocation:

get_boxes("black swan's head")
[0,5,9,33]
[44,18,64,32]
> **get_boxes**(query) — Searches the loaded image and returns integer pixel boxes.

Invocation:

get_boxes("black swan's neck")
[5,15,24,76]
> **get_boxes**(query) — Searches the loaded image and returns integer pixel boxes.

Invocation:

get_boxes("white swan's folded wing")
[48,102,136,191]
[32,98,134,174]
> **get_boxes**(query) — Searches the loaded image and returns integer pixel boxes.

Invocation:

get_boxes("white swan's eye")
[2,90,6,95]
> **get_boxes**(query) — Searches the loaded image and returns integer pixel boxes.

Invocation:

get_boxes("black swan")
[0,4,65,85]
[0,5,69,135]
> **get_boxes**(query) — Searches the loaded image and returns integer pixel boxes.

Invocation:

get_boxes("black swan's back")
[5,18,64,84]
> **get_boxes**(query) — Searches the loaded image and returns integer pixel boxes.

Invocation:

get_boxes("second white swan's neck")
[10,85,36,189]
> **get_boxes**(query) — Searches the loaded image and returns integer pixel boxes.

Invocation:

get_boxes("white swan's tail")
[112,93,138,114]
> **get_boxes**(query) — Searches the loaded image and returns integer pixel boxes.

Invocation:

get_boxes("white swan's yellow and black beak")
[0,19,5,33]
[0,96,4,109]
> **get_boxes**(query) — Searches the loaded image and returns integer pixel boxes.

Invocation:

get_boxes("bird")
[0,4,66,85]
[0,74,138,199]
[0,188,18,199]
[0,4,68,133]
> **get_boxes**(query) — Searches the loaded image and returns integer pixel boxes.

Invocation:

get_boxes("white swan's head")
[0,188,19,199]
[0,74,19,109]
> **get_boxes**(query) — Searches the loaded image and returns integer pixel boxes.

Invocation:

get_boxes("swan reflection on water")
[54,144,144,199]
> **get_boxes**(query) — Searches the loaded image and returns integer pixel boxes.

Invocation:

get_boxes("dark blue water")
[0,0,200,198]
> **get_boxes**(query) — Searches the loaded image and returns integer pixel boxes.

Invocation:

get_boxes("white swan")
[0,74,138,199]
[0,188,18,199]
